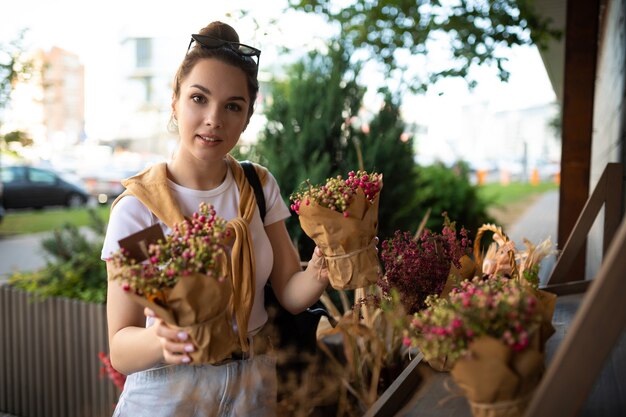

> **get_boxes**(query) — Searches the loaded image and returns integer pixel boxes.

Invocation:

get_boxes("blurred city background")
[0,0,561,207]
[6,1,626,416]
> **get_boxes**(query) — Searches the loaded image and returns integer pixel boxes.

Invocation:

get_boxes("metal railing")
[0,285,118,417]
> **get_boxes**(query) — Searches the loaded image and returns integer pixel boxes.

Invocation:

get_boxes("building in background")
[3,47,85,154]
[43,47,85,147]
[114,34,178,156]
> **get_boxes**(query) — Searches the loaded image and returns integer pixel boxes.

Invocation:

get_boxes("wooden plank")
[541,280,591,296]
[548,163,623,285]
[63,300,73,417]
[602,163,623,254]
[34,293,44,417]
[524,214,626,417]
[395,364,472,416]
[0,287,7,411]
[363,352,424,417]
[26,293,36,417]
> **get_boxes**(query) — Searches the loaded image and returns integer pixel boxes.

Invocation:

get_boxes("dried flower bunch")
[478,224,557,288]
[380,215,471,314]
[290,170,382,217]
[110,202,230,302]
[316,287,412,414]
[407,275,543,365]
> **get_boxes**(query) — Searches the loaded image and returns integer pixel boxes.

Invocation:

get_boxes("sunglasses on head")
[187,34,261,71]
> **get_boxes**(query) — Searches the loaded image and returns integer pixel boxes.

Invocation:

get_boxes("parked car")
[81,168,139,204]
[0,165,90,209]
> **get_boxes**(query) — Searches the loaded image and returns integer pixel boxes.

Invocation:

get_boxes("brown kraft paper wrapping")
[534,288,556,347]
[298,187,381,290]
[451,335,544,417]
[127,272,238,365]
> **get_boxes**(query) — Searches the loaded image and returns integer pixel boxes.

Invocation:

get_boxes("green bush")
[413,161,494,235]
[8,209,108,304]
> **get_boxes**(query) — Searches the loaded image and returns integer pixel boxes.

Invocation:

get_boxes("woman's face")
[173,58,250,164]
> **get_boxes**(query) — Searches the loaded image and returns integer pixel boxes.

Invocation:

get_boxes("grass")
[478,181,559,207]
[0,205,111,237]
[0,181,559,237]
[478,181,559,228]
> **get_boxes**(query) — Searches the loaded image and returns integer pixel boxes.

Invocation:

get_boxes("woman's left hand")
[308,246,330,284]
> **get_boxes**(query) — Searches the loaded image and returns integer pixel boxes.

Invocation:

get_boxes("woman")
[101,21,329,416]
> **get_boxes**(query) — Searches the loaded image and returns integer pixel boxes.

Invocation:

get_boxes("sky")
[1,0,329,138]
[1,0,558,164]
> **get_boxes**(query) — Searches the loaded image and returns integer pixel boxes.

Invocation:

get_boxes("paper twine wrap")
[451,335,544,417]
[298,187,381,290]
[127,270,238,365]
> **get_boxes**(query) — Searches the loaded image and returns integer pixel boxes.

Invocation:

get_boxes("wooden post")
[557,0,601,281]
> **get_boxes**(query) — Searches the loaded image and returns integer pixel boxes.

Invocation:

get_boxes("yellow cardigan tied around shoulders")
[112,154,269,353]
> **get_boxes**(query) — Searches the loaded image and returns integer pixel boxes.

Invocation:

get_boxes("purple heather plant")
[110,202,230,302]
[290,170,382,217]
[379,215,470,314]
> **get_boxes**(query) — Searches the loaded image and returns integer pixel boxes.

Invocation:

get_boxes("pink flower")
[289,170,382,215]
[380,216,471,314]
[109,202,229,298]
[409,275,543,362]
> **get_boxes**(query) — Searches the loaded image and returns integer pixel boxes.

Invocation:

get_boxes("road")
[0,232,50,283]
[0,227,101,283]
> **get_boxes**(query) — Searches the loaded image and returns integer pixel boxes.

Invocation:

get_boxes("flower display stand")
[364,162,626,416]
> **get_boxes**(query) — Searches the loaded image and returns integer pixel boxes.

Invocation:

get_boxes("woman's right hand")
[145,308,196,364]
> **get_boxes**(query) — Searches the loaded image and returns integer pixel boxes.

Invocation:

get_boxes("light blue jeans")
[112,354,277,417]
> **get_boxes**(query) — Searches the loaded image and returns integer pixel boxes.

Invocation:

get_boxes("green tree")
[0,29,32,112]
[254,46,365,256]
[413,161,493,233]
[251,44,492,256]
[342,88,423,240]
[3,129,33,147]
[287,0,561,92]
[1,29,34,155]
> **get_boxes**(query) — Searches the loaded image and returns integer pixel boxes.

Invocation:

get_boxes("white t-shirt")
[101,163,292,332]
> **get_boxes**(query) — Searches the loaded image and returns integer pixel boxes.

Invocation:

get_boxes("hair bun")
[199,21,240,43]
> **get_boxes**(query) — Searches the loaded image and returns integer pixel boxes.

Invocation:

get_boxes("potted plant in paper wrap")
[404,224,558,417]
[309,215,470,415]
[290,170,382,290]
[109,202,239,364]
[379,215,474,371]
[379,215,473,315]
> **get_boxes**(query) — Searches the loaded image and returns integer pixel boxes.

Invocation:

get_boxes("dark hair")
[172,21,259,118]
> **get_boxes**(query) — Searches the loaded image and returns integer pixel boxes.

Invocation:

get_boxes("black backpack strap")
[240,159,332,356]
[240,161,266,223]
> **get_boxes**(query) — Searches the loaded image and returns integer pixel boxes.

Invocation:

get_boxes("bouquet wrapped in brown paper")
[407,275,548,417]
[290,170,382,290]
[452,334,544,417]
[109,202,238,364]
